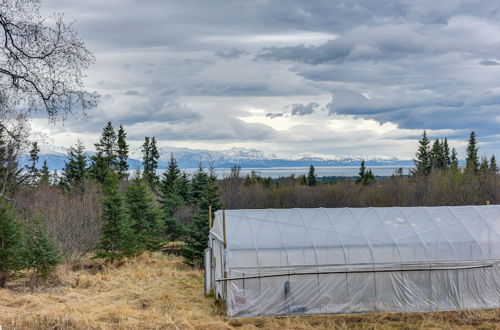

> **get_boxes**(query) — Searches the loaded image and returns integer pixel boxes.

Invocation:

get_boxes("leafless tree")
[0,0,95,200]
[0,0,97,129]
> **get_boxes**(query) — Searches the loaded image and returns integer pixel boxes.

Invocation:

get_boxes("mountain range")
[22,145,413,171]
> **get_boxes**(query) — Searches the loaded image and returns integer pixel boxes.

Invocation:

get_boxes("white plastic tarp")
[209,206,500,317]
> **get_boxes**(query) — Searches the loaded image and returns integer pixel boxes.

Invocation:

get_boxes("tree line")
[0,122,222,288]
[219,131,499,209]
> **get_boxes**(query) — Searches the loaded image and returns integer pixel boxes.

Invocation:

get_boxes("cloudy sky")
[32,0,500,159]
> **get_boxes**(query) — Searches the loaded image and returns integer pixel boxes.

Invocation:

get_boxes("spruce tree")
[442,138,451,168]
[306,165,317,186]
[479,157,489,175]
[450,148,459,172]
[178,172,191,202]
[52,170,61,186]
[356,160,375,185]
[365,169,375,185]
[413,131,431,176]
[182,167,222,266]
[25,215,62,285]
[162,183,185,241]
[142,137,160,188]
[116,125,129,180]
[356,160,367,185]
[25,141,40,186]
[190,163,209,203]
[125,176,163,251]
[159,153,185,240]
[161,153,181,194]
[465,131,479,174]
[0,201,27,288]
[490,155,498,174]
[430,139,444,170]
[96,172,134,259]
[39,160,51,185]
[62,140,87,187]
[90,122,118,183]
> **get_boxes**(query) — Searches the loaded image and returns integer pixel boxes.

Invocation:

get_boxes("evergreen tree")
[479,157,489,175]
[96,172,134,259]
[413,131,431,176]
[116,125,129,180]
[356,160,367,185]
[160,153,181,195]
[182,166,222,266]
[306,165,317,186]
[450,148,459,171]
[465,131,479,174]
[356,160,375,185]
[62,140,87,187]
[142,137,160,188]
[490,155,498,174]
[25,215,62,286]
[0,201,27,288]
[442,138,451,168]
[430,139,444,170]
[162,183,185,241]
[365,169,375,185]
[39,160,51,185]
[52,170,60,186]
[189,163,209,203]
[125,177,163,251]
[90,122,118,183]
[178,172,191,202]
[25,141,40,185]
[159,153,185,240]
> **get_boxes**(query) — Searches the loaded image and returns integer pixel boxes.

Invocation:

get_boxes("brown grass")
[1,254,500,329]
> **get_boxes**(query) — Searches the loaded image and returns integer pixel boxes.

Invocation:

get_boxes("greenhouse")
[205,206,500,318]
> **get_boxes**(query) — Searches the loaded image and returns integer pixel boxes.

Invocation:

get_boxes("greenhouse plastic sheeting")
[208,206,500,318]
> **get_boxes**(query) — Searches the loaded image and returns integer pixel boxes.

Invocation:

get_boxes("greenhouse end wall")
[208,206,500,318]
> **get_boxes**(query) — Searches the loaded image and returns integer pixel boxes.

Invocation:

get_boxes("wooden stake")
[222,209,227,249]
[209,205,213,229]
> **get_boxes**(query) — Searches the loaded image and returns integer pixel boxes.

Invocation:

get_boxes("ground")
[1,254,500,329]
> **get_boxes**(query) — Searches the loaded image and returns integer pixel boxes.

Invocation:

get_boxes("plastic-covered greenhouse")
[205,206,500,318]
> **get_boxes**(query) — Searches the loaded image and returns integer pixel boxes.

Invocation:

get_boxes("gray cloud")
[34,0,500,157]
[215,48,247,59]
[266,112,284,119]
[479,60,500,66]
[290,102,319,116]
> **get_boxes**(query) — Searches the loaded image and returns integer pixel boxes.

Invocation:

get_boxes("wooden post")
[222,209,227,249]
[487,200,490,205]
[209,205,213,229]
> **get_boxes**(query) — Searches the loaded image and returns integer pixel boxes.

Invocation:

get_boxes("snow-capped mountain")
[23,144,412,170]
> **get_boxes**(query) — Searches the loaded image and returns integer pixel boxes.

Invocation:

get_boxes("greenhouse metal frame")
[205,206,500,318]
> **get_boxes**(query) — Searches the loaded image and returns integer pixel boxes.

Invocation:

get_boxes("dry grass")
[1,254,500,329]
